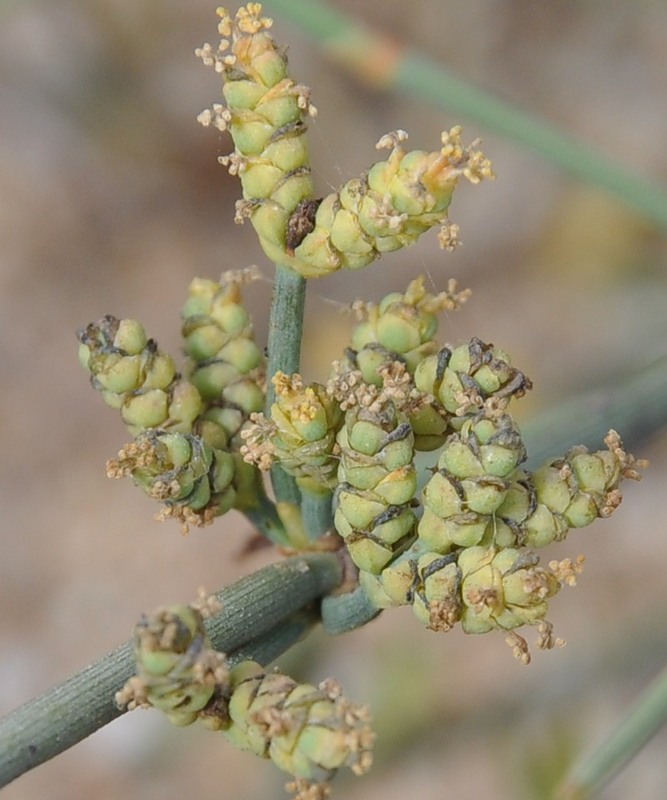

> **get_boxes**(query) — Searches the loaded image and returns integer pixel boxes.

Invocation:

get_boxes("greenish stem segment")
[270,464,301,507]
[266,264,306,507]
[321,585,382,635]
[226,608,318,666]
[520,354,667,469]
[241,489,292,547]
[264,0,667,229]
[0,553,342,789]
[557,662,667,799]
[300,487,334,541]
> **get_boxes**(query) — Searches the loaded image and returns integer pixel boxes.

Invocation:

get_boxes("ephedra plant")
[0,4,649,800]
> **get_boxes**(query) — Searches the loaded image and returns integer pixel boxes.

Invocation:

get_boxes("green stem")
[264,0,667,229]
[321,585,382,635]
[557,662,667,799]
[266,263,306,507]
[0,552,342,789]
[226,607,318,666]
[241,489,293,547]
[300,487,334,541]
[521,354,667,468]
[270,464,301,508]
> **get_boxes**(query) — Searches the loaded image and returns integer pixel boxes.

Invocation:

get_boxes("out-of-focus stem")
[264,0,667,229]
[521,354,667,468]
[557,662,667,799]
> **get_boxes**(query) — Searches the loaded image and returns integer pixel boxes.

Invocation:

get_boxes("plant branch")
[0,552,342,789]
[321,585,381,634]
[557,661,667,799]
[240,491,293,548]
[264,0,667,229]
[300,487,335,540]
[266,264,306,507]
[520,354,667,468]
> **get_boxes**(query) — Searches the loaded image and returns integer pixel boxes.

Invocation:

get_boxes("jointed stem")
[300,487,335,540]
[241,488,294,547]
[0,552,342,789]
[266,264,307,507]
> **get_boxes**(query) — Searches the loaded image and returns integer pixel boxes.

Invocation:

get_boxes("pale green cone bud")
[359,542,463,631]
[118,604,229,728]
[408,402,450,452]
[334,497,416,574]
[410,552,463,631]
[182,274,265,441]
[106,430,237,530]
[78,316,174,392]
[414,337,532,419]
[194,409,232,450]
[270,373,340,443]
[346,276,471,386]
[418,505,490,552]
[358,570,397,609]
[438,413,526,478]
[281,128,493,277]
[337,278,467,451]
[494,431,643,549]
[222,660,374,789]
[197,7,316,262]
[333,394,418,574]
[111,318,148,354]
[418,414,525,552]
[373,556,418,607]
[78,315,204,434]
[267,372,343,491]
[363,537,452,603]
[458,547,560,635]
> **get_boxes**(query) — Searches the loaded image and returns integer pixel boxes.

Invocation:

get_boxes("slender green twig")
[300,487,335,540]
[520,354,667,468]
[225,607,318,666]
[0,552,342,789]
[321,585,381,634]
[264,0,667,229]
[241,489,293,548]
[266,264,306,507]
[557,662,667,799]
[265,265,307,408]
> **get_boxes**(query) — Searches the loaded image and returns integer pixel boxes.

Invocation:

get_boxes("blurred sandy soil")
[1,1,667,798]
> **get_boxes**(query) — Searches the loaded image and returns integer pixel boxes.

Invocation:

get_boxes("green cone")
[182,274,265,442]
[345,276,470,384]
[418,413,526,552]
[414,337,531,420]
[458,546,560,635]
[222,660,374,790]
[117,604,229,728]
[106,430,237,531]
[333,391,418,574]
[494,430,642,548]
[270,373,342,492]
[197,7,491,277]
[78,315,203,434]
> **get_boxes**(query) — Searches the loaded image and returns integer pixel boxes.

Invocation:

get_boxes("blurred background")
[1,1,666,798]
